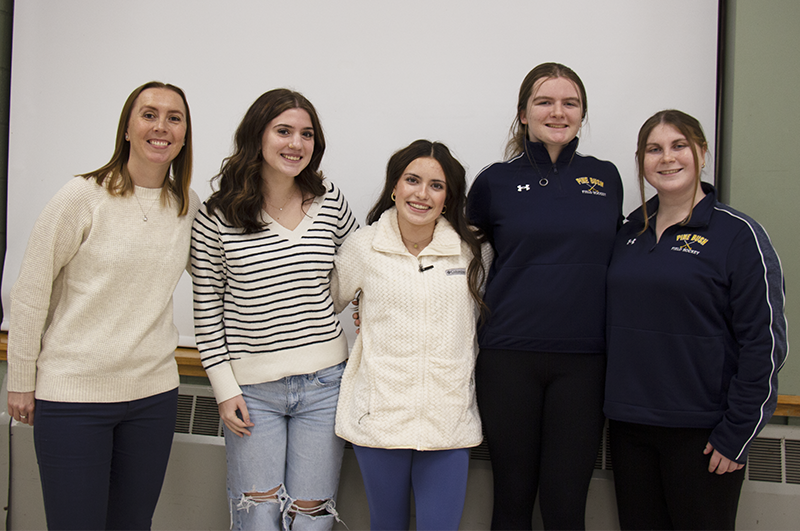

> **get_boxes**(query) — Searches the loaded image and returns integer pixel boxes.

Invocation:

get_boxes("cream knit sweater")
[331,208,484,451]
[8,177,200,402]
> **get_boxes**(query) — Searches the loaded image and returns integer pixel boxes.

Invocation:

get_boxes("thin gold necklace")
[266,188,298,219]
[401,233,433,249]
[133,190,159,222]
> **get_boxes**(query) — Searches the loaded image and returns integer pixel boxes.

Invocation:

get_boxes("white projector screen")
[2,0,720,347]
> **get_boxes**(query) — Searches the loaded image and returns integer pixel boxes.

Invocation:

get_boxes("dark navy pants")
[609,420,745,530]
[33,388,178,530]
[353,444,470,531]
[475,349,607,530]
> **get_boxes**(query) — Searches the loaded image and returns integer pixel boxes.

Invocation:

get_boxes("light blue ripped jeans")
[224,361,346,530]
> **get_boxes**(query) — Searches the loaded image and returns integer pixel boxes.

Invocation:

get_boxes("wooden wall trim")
[0,332,797,416]
[0,332,207,378]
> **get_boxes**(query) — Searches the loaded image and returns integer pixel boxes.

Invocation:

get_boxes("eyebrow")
[273,123,313,130]
[533,95,581,103]
[404,172,446,184]
[647,137,688,147]
[140,104,184,116]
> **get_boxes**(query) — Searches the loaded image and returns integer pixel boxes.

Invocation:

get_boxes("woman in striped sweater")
[190,89,357,530]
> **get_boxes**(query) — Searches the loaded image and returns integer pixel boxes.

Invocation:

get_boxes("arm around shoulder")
[326,180,359,246]
[331,227,368,314]
[190,204,238,397]
[466,170,493,236]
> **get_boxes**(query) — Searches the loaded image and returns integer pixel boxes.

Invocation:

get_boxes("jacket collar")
[628,181,717,228]
[522,136,580,165]
[371,207,461,257]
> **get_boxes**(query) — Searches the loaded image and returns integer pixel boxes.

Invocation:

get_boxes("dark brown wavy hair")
[206,89,326,233]
[368,139,487,314]
[79,81,194,216]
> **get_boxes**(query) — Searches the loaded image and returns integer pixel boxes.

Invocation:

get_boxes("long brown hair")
[79,81,193,216]
[206,89,326,233]
[505,62,588,160]
[635,110,708,233]
[368,140,488,314]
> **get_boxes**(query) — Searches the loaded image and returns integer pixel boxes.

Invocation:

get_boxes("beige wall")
[722,0,799,394]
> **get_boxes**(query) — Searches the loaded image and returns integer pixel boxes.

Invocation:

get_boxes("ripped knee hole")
[242,485,282,503]
[289,499,335,517]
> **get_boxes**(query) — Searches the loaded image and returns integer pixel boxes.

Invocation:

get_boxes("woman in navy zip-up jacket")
[605,110,787,530]
[467,63,623,530]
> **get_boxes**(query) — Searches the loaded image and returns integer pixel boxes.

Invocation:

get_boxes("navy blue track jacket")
[605,183,787,463]
[468,137,623,354]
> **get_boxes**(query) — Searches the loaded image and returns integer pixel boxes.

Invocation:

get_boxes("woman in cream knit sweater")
[7,81,199,530]
[332,139,488,530]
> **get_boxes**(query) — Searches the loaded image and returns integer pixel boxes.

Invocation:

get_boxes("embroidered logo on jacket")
[446,268,466,276]
[575,177,607,196]
[517,184,530,192]
[670,233,708,255]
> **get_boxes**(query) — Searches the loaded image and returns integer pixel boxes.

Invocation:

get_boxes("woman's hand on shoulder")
[704,442,744,474]
[352,297,362,333]
[218,394,254,437]
[7,391,35,425]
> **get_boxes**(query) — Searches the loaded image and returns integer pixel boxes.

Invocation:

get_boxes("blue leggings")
[352,445,470,531]
[33,389,178,530]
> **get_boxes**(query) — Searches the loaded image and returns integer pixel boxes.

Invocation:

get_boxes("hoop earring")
[391,192,396,202]
[441,205,447,215]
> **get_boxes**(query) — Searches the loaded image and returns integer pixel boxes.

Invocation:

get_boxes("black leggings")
[609,420,745,530]
[475,349,606,530]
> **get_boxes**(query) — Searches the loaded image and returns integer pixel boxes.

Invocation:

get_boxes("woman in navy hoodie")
[467,63,623,530]
[605,110,787,530]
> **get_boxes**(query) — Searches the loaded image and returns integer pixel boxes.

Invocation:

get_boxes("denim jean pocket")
[311,360,346,386]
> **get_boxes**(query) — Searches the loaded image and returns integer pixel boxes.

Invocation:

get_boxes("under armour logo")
[626,238,636,245]
[517,184,530,192]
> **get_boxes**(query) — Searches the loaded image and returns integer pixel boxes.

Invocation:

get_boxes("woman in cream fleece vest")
[332,140,489,531]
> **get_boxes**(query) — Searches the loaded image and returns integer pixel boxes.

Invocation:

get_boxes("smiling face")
[260,108,315,182]
[126,88,187,177]
[392,157,447,235]
[643,123,707,199]
[520,76,583,161]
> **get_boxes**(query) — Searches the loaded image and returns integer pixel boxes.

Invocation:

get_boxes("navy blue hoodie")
[605,183,787,463]
[467,137,623,353]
